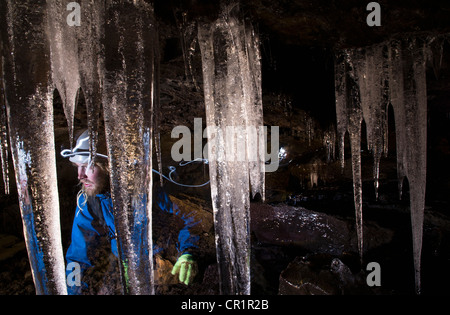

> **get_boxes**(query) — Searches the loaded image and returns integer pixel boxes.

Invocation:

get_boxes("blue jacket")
[65,189,199,294]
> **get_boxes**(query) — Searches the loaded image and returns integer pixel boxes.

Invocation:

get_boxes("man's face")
[74,162,108,196]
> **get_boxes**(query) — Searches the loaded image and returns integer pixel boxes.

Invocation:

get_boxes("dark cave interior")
[1,0,450,295]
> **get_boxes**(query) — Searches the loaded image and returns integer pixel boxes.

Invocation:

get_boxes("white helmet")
[61,129,108,164]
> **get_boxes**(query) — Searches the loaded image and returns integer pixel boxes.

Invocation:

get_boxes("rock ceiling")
[156,0,450,48]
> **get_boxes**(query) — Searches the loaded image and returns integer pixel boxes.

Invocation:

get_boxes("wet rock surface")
[250,202,394,256]
[278,254,373,295]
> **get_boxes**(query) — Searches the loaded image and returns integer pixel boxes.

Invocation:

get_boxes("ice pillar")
[102,0,158,295]
[198,2,265,295]
[1,0,67,295]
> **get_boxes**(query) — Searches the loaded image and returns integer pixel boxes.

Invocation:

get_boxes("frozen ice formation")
[102,0,158,295]
[0,56,9,195]
[198,2,264,295]
[1,0,158,295]
[334,35,444,294]
[1,0,67,295]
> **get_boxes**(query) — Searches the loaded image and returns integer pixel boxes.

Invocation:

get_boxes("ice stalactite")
[75,0,106,156]
[1,0,67,294]
[335,35,435,293]
[428,36,445,80]
[0,48,10,195]
[47,0,80,146]
[198,2,265,295]
[153,14,162,188]
[309,161,319,188]
[243,7,265,202]
[102,0,158,295]
[353,45,389,201]
[47,0,105,153]
[335,53,349,171]
[323,126,336,163]
[173,7,200,91]
[306,116,314,146]
[335,50,364,261]
[388,38,428,294]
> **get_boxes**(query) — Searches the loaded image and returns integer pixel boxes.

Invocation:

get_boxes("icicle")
[388,37,427,295]
[347,74,364,263]
[427,35,445,80]
[334,50,364,261]
[0,56,10,195]
[153,25,163,188]
[47,0,105,157]
[198,1,264,295]
[2,0,67,294]
[323,125,336,163]
[47,0,80,147]
[336,36,429,293]
[349,111,364,262]
[76,0,106,159]
[335,51,348,171]
[353,44,389,201]
[173,8,200,90]
[306,116,314,146]
[388,39,407,201]
[243,16,265,201]
[309,160,319,188]
[154,132,164,187]
[102,0,157,295]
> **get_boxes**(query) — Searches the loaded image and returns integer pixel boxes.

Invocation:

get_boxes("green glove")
[171,254,197,285]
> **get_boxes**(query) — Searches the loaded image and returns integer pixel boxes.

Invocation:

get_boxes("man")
[62,129,199,294]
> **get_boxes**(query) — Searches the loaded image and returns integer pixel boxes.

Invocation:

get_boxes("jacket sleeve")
[154,188,200,257]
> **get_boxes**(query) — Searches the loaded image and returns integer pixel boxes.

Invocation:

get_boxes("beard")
[80,173,109,197]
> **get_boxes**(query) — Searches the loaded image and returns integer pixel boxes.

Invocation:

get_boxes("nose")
[78,166,87,180]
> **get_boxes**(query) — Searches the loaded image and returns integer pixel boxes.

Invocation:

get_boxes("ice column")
[198,2,265,295]
[102,0,158,295]
[1,0,67,295]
